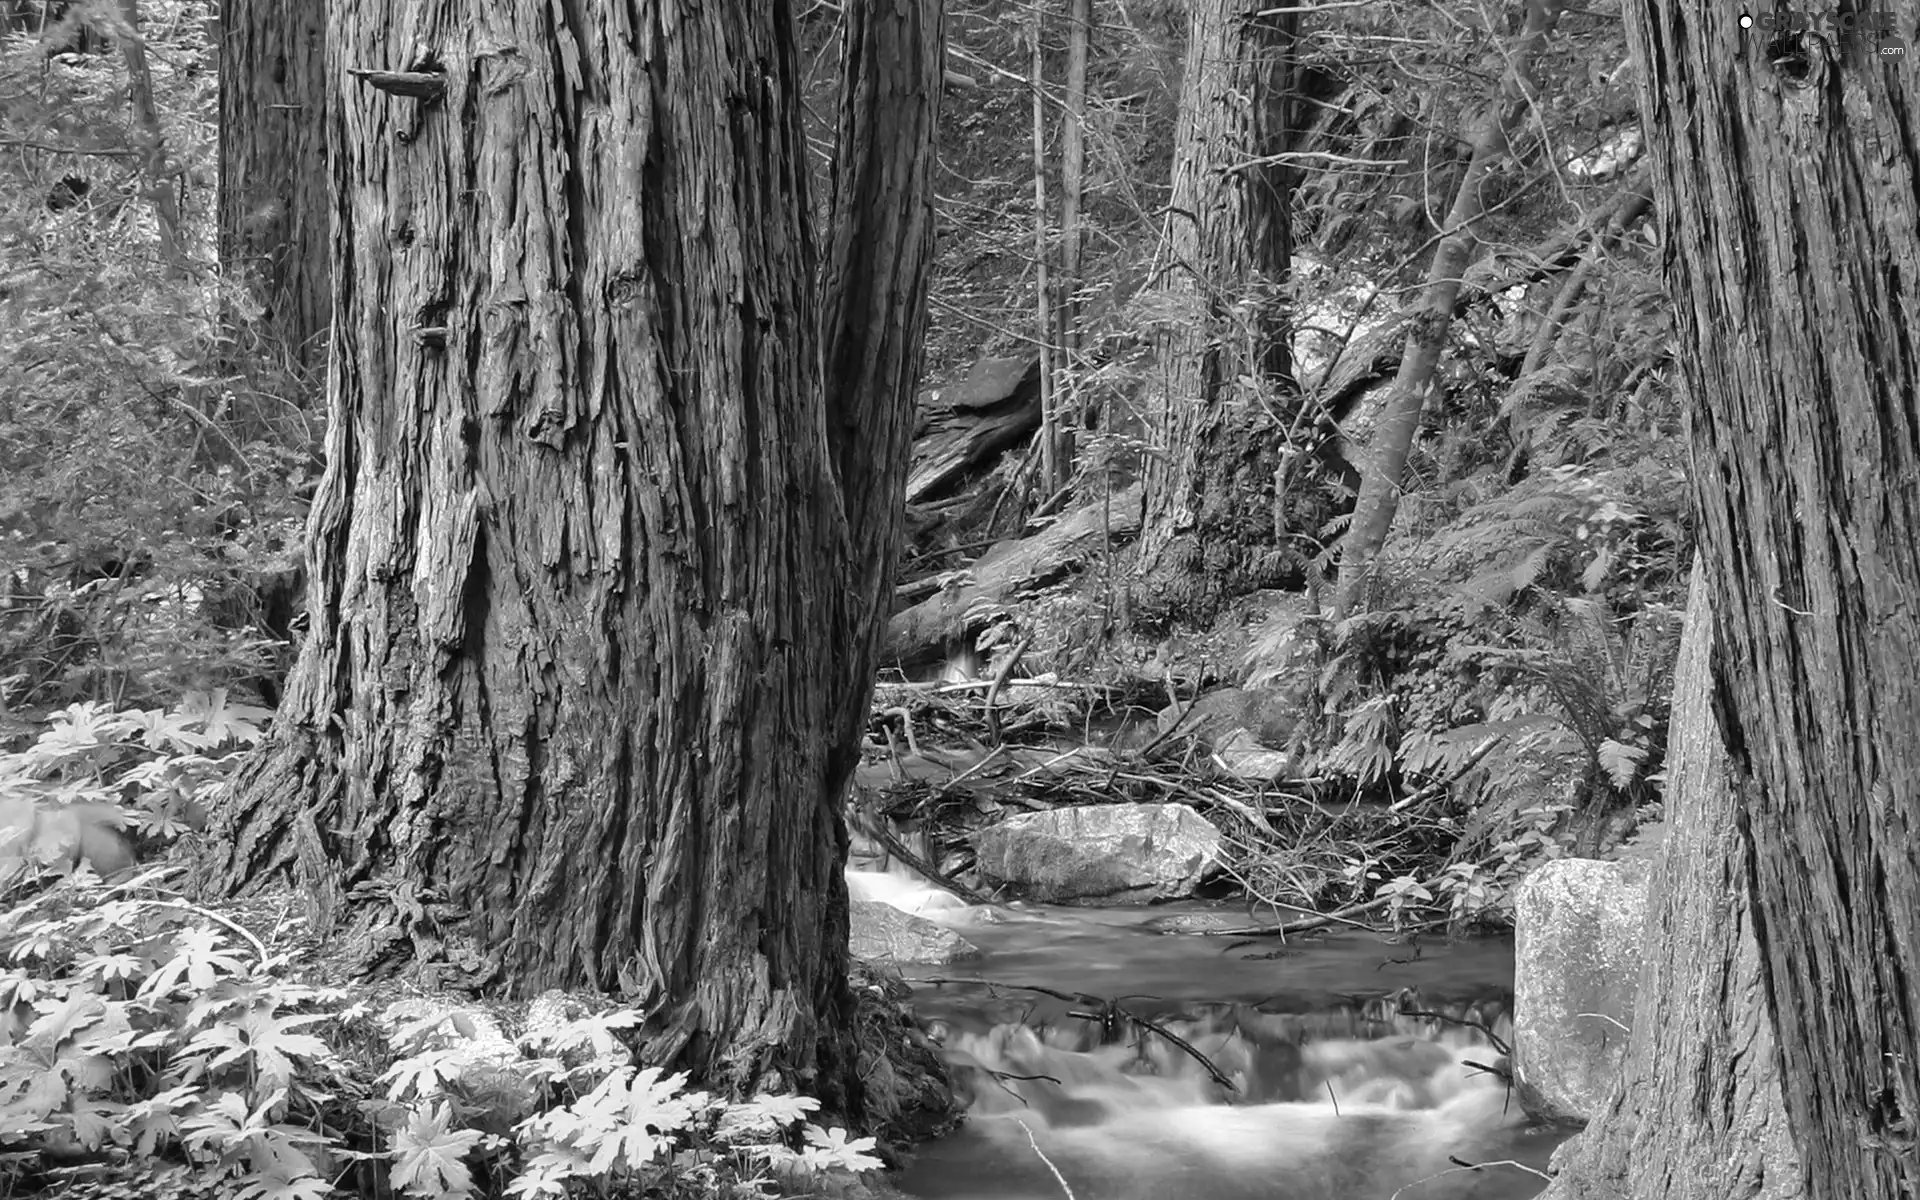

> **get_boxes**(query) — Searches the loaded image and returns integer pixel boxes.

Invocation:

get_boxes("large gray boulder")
[970,803,1221,903]
[849,900,980,965]
[1512,856,1651,1123]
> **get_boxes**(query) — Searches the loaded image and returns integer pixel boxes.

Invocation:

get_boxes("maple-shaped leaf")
[535,1008,642,1058]
[389,1102,482,1199]
[231,1172,334,1200]
[139,926,247,998]
[380,1048,461,1101]
[125,1084,197,1155]
[180,1090,254,1154]
[185,1007,334,1094]
[67,1095,126,1149]
[173,690,273,750]
[75,950,150,988]
[24,992,109,1047]
[503,1151,588,1199]
[33,703,131,758]
[719,1092,819,1138]
[799,1124,883,1172]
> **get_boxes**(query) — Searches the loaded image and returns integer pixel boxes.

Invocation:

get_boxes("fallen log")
[885,482,1142,668]
[906,355,1041,504]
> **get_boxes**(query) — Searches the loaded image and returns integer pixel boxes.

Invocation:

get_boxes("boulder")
[1512,857,1651,1123]
[850,900,980,965]
[970,803,1222,903]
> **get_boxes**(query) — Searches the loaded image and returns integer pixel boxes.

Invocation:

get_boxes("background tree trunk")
[195,0,928,1113]
[217,0,329,370]
[1132,0,1297,627]
[1593,3,1920,1195]
[1330,0,1563,619]
[1537,563,1804,1200]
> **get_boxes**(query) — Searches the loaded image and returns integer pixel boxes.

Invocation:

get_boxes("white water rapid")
[844,865,1564,1200]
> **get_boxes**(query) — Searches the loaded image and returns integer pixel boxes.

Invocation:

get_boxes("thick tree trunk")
[1330,0,1563,619]
[196,0,937,1114]
[1536,563,1803,1200]
[1132,0,1298,627]
[818,0,944,790]
[1562,5,1920,1197]
[217,0,329,368]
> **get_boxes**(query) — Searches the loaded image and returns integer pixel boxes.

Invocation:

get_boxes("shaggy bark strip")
[1622,3,1920,1196]
[198,0,939,1109]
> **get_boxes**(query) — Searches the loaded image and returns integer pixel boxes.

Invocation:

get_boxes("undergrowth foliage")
[1232,450,1686,929]
[1,1,315,732]
[0,708,880,1199]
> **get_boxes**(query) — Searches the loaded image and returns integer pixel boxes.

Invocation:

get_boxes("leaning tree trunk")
[1330,0,1563,619]
[1132,0,1298,627]
[1536,563,1803,1200]
[218,0,329,371]
[1587,4,1920,1196]
[196,0,938,1114]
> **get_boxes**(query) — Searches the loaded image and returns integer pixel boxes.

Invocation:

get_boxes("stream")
[848,867,1570,1200]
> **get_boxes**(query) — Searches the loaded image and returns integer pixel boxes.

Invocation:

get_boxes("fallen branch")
[854,800,989,906]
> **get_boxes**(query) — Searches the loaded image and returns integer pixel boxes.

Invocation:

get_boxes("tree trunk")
[1132,0,1297,627]
[818,0,944,790]
[1330,0,1563,620]
[1054,0,1089,485]
[1553,4,1920,1196]
[1536,563,1804,1200]
[196,0,937,1115]
[1028,6,1059,496]
[217,0,329,369]
[115,0,186,273]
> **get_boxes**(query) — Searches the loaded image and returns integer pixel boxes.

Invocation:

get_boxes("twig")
[1398,1007,1513,1057]
[878,706,920,756]
[1389,1158,1551,1200]
[1120,1010,1237,1093]
[984,636,1034,743]
[1014,1119,1077,1200]
[1200,893,1396,938]
[935,743,1010,795]
[146,896,271,964]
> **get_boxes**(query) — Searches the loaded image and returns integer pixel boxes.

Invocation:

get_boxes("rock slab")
[1512,856,1650,1123]
[849,900,980,965]
[970,803,1221,903]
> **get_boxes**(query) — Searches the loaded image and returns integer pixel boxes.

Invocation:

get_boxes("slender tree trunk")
[1029,7,1058,496]
[1330,0,1563,620]
[1133,0,1297,627]
[1536,564,1804,1200]
[1551,4,1920,1197]
[114,0,186,273]
[195,0,938,1115]
[1055,0,1089,484]
[218,0,330,371]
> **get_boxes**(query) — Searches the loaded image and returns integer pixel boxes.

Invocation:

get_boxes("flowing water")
[846,866,1569,1200]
